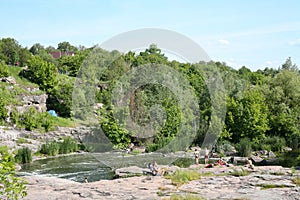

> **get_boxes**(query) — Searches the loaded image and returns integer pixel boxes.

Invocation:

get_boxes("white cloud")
[218,39,230,45]
[266,60,273,65]
[289,38,300,46]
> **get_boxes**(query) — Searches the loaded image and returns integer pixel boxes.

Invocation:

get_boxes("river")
[18,152,191,182]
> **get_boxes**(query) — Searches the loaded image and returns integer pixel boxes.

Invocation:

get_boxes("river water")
[18,152,191,183]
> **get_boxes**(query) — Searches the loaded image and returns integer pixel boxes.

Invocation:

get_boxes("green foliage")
[14,147,32,164]
[0,61,10,77]
[100,111,131,148]
[39,112,54,132]
[167,170,201,186]
[172,158,194,168]
[18,108,54,132]
[25,56,58,93]
[0,38,21,65]
[40,137,79,156]
[58,51,87,76]
[252,136,286,152]
[0,146,27,199]
[16,138,29,145]
[59,137,78,154]
[275,150,300,168]
[237,137,252,157]
[51,117,76,128]
[40,141,60,156]
[47,75,75,117]
[1,37,300,154]
[57,41,77,52]
[0,95,8,124]
[226,88,269,142]
[21,107,39,131]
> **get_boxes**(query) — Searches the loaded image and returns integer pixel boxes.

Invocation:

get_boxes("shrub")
[40,141,60,156]
[14,147,32,164]
[40,137,79,156]
[237,137,252,157]
[21,107,39,131]
[0,148,27,199]
[59,137,78,154]
[39,112,54,132]
[0,61,10,77]
[252,136,286,152]
[263,136,286,152]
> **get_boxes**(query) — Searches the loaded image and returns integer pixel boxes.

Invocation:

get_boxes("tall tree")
[26,56,58,93]
[0,38,21,65]
[57,41,77,52]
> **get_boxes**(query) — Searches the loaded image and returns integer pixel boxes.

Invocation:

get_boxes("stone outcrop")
[0,76,17,84]
[0,126,92,154]
[21,165,300,200]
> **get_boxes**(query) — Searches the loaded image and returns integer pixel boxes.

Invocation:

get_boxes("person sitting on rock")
[214,156,229,166]
[245,158,254,170]
[83,177,88,183]
[126,143,134,153]
[149,161,165,176]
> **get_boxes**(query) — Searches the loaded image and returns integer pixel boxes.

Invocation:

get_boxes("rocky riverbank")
[21,164,300,200]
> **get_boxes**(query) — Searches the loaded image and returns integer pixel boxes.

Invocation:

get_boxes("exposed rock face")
[21,165,300,200]
[15,93,48,113]
[0,126,92,153]
[0,76,16,84]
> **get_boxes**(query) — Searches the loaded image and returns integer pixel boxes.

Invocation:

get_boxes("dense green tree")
[47,75,75,117]
[265,68,300,148]
[26,56,58,92]
[57,50,89,76]
[281,57,298,71]
[225,87,269,142]
[57,41,77,52]
[0,38,21,65]
[29,43,45,55]
[18,47,31,67]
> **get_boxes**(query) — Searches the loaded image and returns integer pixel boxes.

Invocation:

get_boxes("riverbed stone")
[20,164,300,200]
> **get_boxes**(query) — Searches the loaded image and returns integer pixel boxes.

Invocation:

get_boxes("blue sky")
[1,0,300,71]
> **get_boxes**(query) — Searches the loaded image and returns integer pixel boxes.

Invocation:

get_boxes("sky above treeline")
[1,0,300,71]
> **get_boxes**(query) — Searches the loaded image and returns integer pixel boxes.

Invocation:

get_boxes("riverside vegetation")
[0,38,300,199]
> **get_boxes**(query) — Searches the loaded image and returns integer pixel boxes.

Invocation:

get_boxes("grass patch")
[166,170,201,186]
[16,137,30,145]
[8,66,39,88]
[52,117,77,128]
[292,177,300,186]
[169,193,205,200]
[131,149,142,155]
[230,168,250,177]
[270,171,285,176]
[172,158,195,168]
[258,184,293,189]
[40,137,80,156]
[14,147,32,164]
